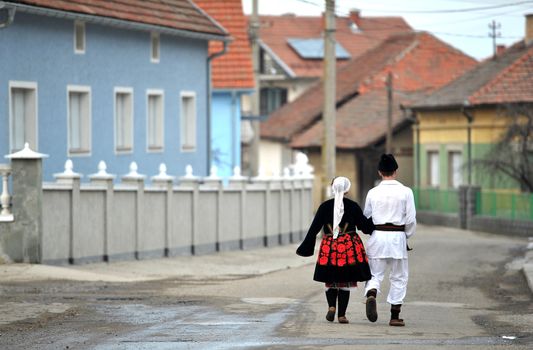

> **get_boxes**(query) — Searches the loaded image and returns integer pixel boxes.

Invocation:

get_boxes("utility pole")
[488,20,501,57]
[322,0,336,201]
[249,0,260,176]
[386,71,393,154]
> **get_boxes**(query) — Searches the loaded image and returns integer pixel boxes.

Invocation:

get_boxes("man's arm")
[363,190,372,218]
[405,188,416,238]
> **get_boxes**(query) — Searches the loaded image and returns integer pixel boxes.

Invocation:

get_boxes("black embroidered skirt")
[313,233,371,283]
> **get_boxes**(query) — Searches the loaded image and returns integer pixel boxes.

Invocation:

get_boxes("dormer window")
[74,21,85,54]
[151,32,160,63]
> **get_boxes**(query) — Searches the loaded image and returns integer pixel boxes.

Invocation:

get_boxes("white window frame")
[74,20,86,54]
[67,85,92,157]
[151,32,160,63]
[180,91,197,152]
[447,149,463,189]
[427,150,440,187]
[114,87,134,154]
[146,89,164,152]
[8,81,38,152]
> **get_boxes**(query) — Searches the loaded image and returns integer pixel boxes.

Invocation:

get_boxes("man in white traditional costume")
[363,154,416,326]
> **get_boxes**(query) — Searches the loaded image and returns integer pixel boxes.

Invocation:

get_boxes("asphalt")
[0,225,532,295]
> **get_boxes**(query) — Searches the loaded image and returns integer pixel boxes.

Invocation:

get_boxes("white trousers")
[364,258,409,305]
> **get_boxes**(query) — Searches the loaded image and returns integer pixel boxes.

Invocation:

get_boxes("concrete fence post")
[152,163,175,257]
[180,166,200,255]
[229,167,247,250]
[5,143,48,263]
[458,185,469,229]
[204,166,222,251]
[466,186,481,230]
[121,165,145,260]
[54,160,82,264]
[89,162,116,262]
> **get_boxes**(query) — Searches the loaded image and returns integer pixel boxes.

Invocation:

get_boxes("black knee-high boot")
[337,290,350,317]
[325,288,338,308]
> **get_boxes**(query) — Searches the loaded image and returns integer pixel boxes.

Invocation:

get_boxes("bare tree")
[471,103,533,192]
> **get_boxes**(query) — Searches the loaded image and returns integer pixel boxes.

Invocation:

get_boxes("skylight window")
[287,38,351,60]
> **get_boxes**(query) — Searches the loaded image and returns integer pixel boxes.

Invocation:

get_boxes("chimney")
[526,13,533,45]
[349,9,361,24]
[496,44,506,55]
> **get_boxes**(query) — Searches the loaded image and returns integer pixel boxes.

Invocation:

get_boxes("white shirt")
[363,179,416,259]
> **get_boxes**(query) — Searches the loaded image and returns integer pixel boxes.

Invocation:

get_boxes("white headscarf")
[331,177,351,239]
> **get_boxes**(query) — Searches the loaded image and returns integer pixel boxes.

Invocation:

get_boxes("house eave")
[8,2,231,42]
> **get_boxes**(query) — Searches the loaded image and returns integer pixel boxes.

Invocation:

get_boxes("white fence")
[0,149,314,264]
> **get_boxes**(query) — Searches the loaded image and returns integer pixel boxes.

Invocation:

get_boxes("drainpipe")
[0,2,16,28]
[206,41,228,174]
[461,103,474,186]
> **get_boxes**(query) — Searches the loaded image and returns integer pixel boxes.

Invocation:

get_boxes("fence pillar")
[180,168,200,255]
[152,164,175,257]
[5,143,48,263]
[459,186,469,229]
[466,186,481,229]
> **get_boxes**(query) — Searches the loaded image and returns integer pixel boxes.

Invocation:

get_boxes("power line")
[336,0,533,14]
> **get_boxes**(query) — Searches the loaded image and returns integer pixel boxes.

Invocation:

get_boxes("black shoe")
[366,296,378,322]
[326,307,335,322]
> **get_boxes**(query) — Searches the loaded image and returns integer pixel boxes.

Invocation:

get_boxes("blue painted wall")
[0,12,210,181]
[211,90,249,179]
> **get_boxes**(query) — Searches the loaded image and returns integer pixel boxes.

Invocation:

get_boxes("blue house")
[0,0,229,181]
[195,0,255,180]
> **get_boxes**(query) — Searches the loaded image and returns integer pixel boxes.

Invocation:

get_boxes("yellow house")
[408,15,533,193]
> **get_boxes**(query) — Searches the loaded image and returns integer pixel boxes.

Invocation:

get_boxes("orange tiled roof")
[195,0,254,89]
[11,0,227,37]
[410,42,533,108]
[290,89,424,149]
[261,32,477,146]
[257,13,412,78]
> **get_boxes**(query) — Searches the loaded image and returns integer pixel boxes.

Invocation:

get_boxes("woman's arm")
[296,203,325,257]
[354,203,375,235]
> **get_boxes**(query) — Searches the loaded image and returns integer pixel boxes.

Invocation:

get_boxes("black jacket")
[296,197,374,257]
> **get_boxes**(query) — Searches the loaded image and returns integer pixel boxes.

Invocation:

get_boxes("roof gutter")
[6,2,231,42]
[206,41,229,174]
[0,1,16,28]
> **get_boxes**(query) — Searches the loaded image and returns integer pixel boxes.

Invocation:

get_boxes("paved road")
[0,224,532,349]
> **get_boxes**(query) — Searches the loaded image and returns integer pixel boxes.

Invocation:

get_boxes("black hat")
[378,154,398,172]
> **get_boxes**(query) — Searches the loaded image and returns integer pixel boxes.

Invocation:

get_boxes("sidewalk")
[0,244,311,283]
[0,230,532,296]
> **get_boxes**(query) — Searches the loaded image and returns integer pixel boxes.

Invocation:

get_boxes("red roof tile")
[410,42,533,108]
[291,89,423,149]
[261,32,477,146]
[470,44,533,104]
[194,0,254,89]
[257,13,412,78]
[12,0,228,37]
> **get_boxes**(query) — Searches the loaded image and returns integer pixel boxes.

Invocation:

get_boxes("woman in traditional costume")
[296,177,374,323]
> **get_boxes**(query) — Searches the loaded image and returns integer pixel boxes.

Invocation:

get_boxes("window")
[115,88,133,153]
[427,151,440,187]
[74,21,85,54]
[68,86,91,155]
[448,151,463,188]
[147,91,164,151]
[9,82,38,152]
[151,32,160,63]
[180,92,196,151]
[260,87,288,115]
